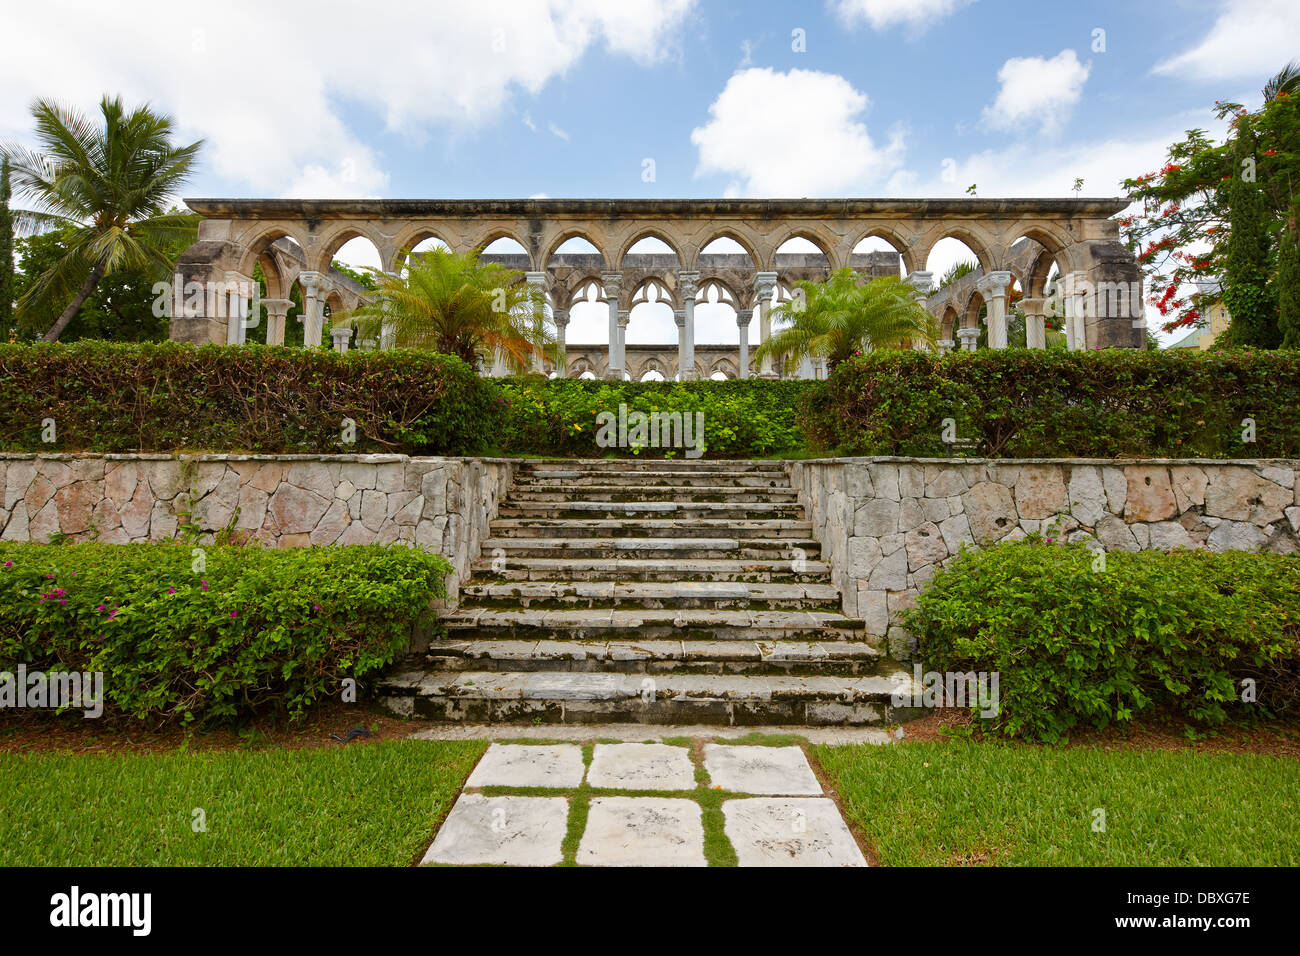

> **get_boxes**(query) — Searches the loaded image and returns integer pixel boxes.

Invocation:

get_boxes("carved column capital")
[677,270,700,299]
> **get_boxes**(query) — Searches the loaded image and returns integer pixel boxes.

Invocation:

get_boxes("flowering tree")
[1120,62,1300,341]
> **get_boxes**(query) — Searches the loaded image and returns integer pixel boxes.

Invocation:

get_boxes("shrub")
[0,542,450,723]
[902,540,1300,742]
[0,340,499,455]
[803,348,1300,458]
[493,377,810,458]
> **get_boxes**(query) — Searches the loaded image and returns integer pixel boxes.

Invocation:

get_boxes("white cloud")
[1153,0,1300,83]
[522,113,538,132]
[981,49,1091,134]
[691,68,904,196]
[0,0,695,197]
[548,122,570,142]
[829,0,975,32]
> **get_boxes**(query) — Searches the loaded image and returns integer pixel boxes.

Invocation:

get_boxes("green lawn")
[813,741,1300,866]
[0,739,486,866]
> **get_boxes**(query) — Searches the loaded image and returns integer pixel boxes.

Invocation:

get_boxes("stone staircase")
[379,459,915,725]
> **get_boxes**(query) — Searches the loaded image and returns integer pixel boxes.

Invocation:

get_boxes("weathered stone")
[4,462,36,510]
[1101,466,1127,514]
[1067,465,1106,526]
[118,480,154,538]
[577,797,706,867]
[924,467,968,499]
[360,489,387,531]
[1015,465,1068,519]
[1096,514,1138,552]
[866,547,908,591]
[587,743,696,791]
[310,499,350,545]
[1169,465,1208,512]
[1206,520,1267,552]
[867,463,899,500]
[703,745,821,795]
[937,513,974,554]
[845,464,874,499]
[904,522,948,571]
[921,496,949,524]
[1125,466,1176,523]
[897,464,924,499]
[854,498,898,537]
[898,498,925,534]
[29,500,60,541]
[53,482,96,534]
[376,463,405,493]
[847,536,882,578]
[23,474,56,514]
[723,798,866,867]
[961,481,1017,546]
[467,744,586,788]
[1148,520,1194,551]
[235,484,269,530]
[1204,467,1292,526]
[2,502,28,541]
[268,484,330,534]
[335,478,356,501]
[192,470,242,531]
[858,587,889,637]
[145,461,186,500]
[339,462,377,491]
[423,794,568,866]
[103,462,139,505]
[1257,463,1294,489]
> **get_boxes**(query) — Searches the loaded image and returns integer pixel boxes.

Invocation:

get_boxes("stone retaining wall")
[0,454,516,600]
[786,458,1300,655]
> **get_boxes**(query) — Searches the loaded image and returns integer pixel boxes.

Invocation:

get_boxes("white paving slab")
[703,744,823,795]
[577,797,707,867]
[466,744,586,789]
[724,798,867,867]
[422,794,568,866]
[586,743,697,791]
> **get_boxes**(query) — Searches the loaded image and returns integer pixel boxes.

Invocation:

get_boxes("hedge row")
[493,378,809,458]
[0,542,450,723]
[801,348,1300,458]
[903,540,1300,742]
[0,341,498,455]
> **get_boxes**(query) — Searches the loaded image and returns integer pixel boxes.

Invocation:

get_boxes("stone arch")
[690,230,761,271]
[466,227,533,267]
[614,228,682,270]
[915,225,998,275]
[707,356,737,380]
[391,227,456,271]
[770,227,838,270]
[940,305,960,340]
[544,229,610,269]
[851,226,918,275]
[963,289,986,332]
[310,223,389,273]
[236,225,312,279]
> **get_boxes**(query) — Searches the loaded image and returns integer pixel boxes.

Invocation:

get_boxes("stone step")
[487,518,814,539]
[496,501,806,520]
[458,580,843,610]
[378,667,915,725]
[440,607,866,642]
[480,537,821,560]
[419,639,884,675]
[507,486,800,504]
[512,471,794,489]
[521,460,786,474]
[471,556,832,583]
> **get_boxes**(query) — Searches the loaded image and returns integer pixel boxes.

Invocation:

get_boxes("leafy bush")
[0,340,499,455]
[902,540,1300,742]
[493,377,811,458]
[0,542,450,723]
[803,348,1300,458]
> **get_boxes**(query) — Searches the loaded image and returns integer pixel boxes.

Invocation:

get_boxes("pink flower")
[201,580,209,591]
[4,561,13,567]
[229,611,238,618]
[167,587,177,594]
[313,603,322,612]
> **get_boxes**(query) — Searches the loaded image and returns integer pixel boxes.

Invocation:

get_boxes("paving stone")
[576,797,706,867]
[703,744,822,795]
[465,744,585,789]
[586,742,697,790]
[422,794,568,866]
[723,798,867,867]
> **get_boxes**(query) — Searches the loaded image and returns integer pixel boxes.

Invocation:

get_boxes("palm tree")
[755,270,937,375]
[338,246,555,371]
[1263,60,1300,102]
[0,96,201,342]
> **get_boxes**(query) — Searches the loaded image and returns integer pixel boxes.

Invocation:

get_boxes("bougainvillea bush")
[0,542,450,723]
[902,540,1300,742]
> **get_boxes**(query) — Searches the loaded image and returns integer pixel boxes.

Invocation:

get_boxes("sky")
[3,0,1298,350]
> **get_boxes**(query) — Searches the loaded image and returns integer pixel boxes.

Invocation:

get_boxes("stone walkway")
[422,739,867,867]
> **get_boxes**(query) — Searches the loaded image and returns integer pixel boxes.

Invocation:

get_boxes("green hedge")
[492,377,810,458]
[0,542,450,723]
[0,340,498,455]
[902,540,1300,742]
[802,348,1300,458]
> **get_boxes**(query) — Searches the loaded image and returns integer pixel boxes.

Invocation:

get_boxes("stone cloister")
[171,198,1145,376]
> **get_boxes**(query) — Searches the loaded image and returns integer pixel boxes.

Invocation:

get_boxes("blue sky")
[2,0,1298,344]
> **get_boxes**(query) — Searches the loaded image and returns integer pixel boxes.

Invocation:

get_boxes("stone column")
[956,327,980,352]
[673,309,687,380]
[903,270,935,297]
[976,270,1012,350]
[601,271,623,380]
[617,310,630,380]
[937,339,955,356]
[525,270,548,374]
[736,308,753,379]
[298,271,326,348]
[222,271,255,345]
[262,298,293,346]
[553,308,569,377]
[1020,297,1047,349]
[678,271,699,380]
[753,271,778,379]
[330,327,353,352]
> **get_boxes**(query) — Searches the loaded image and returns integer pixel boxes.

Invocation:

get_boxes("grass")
[813,741,1300,866]
[0,739,486,866]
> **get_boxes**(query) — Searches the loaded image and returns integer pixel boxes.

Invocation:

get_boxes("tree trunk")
[42,262,105,342]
